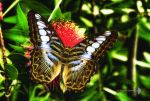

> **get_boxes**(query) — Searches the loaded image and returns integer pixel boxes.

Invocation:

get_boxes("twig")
[0,26,10,101]
[0,2,10,101]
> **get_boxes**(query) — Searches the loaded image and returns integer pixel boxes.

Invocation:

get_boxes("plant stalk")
[127,27,139,96]
[2,0,20,17]
[0,26,10,101]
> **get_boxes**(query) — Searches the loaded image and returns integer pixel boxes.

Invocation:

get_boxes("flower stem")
[3,0,20,17]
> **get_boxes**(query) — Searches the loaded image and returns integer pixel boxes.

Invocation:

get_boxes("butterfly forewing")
[62,31,117,91]
[28,11,62,84]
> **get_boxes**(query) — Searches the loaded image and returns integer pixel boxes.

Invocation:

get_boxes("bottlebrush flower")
[0,3,2,20]
[51,20,86,48]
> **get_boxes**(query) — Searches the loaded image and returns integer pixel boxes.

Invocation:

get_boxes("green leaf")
[63,12,71,20]
[49,7,62,21]
[139,76,150,89]
[48,0,62,21]
[29,85,51,101]
[9,44,25,52]
[11,84,20,101]
[138,17,150,42]
[80,17,93,27]
[0,49,11,69]
[82,3,92,14]
[5,64,18,80]
[4,28,28,44]
[0,91,5,97]
[8,53,28,66]
[16,4,28,31]
[143,52,150,63]
[116,92,132,101]
[3,16,17,24]
[22,0,51,16]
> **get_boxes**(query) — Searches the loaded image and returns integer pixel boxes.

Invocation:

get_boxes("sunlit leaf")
[116,92,132,101]
[101,9,114,15]
[16,4,28,31]
[5,64,18,80]
[82,3,92,14]
[4,29,28,44]
[112,51,150,68]
[0,72,5,83]
[0,91,5,97]
[49,7,62,20]
[107,18,114,28]
[111,0,123,2]
[88,74,99,86]
[136,60,150,68]
[9,44,25,52]
[143,52,150,63]
[121,14,129,23]
[0,49,11,69]
[80,17,93,27]
[138,17,150,42]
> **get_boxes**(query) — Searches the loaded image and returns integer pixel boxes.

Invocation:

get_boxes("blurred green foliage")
[0,0,150,101]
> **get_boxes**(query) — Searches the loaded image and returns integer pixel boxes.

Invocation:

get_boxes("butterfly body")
[27,11,117,92]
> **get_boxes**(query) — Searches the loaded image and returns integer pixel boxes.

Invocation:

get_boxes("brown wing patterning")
[62,31,117,91]
[28,11,62,84]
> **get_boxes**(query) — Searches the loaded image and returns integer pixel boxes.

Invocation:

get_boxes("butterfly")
[27,11,118,92]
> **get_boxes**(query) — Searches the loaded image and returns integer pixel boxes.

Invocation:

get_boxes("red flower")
[51,20,86,48]
[0,3,3,20]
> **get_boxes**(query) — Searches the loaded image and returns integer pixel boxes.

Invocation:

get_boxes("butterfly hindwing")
[28,11,62,84]
[62,31,117,91]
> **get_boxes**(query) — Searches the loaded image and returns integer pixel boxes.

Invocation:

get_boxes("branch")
[0,3,10,101]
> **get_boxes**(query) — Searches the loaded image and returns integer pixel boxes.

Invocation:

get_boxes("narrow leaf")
[143,52,150,63]
[9,44,25,52]
[80,17,93,27]
[3,16,17,24]
[16,4,28,31]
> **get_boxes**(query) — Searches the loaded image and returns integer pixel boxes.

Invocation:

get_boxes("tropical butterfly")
[27,11,117,92]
